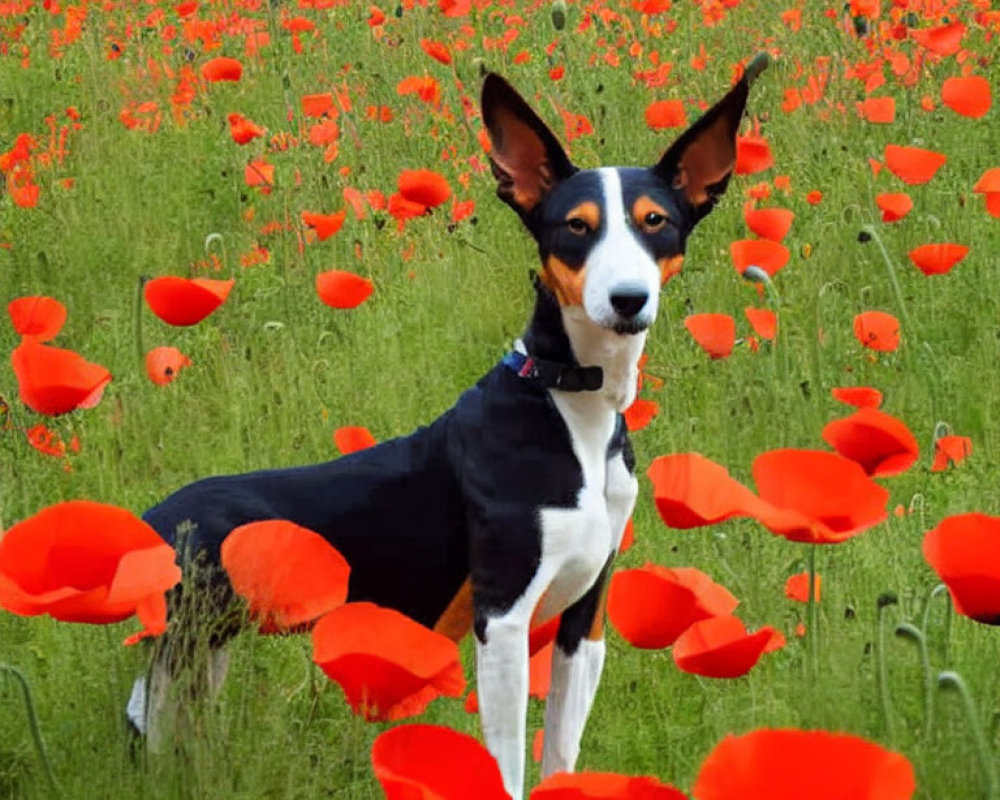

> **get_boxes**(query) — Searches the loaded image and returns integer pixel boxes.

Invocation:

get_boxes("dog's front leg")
[476,613,531,800]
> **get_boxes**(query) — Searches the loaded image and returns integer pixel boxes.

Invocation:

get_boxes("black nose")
[610,290,648,318]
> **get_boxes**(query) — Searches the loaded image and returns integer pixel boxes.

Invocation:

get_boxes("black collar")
[501,349,603,392]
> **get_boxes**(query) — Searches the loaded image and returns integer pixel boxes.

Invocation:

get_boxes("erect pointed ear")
[653,55,768,222]
[481,73,576,218]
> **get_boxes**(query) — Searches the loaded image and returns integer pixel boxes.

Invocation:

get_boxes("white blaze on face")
[581,168,662,332]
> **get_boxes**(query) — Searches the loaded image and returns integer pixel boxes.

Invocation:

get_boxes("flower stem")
[938,671,1000,800]
[895,622,934,743]
[876,592,898,739]
[135,274,148,365]
[807,545,819,684]
[0,663,60,793]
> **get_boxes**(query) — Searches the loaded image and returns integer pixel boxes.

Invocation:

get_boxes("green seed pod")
[551,0,567,30]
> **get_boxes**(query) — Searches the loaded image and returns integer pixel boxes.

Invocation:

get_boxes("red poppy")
[619,518,635,552]
[315,270,373,309]
[645,452,760,529]
[672,615,777,678]
[11,339,111,415]
[301,210,347,241]
[201,56,243,82]
[750,449,889,544]
[743,206,794,241]
[907,243,968,276]
[398,169,451,208]
[396,75,442,106]
[822,408,918,477]
[853,311,900,352]
[607,564,738,649]
[684,314,735,359]
[387,192,429,225]
[972,168,1000,218]
[730,239,790,278]
[371,724,508,800]
[301,93,335,118]
[0,500,180,641]
[831,386,883,409]
[420,38,452,65]
[334,425,377,455]
[226,112,265,145]
[805,190,823,206]
[693,728,916,799]
[644,100,687,130]
[884,144,946,185]
[941,76,991,119]
[7,296,67,341]
[910,20,965,56]
[312,602,465,721]
[931,434,971,472]
[923,513,1000,625]
[784,571,821,603]
[875,193,912,223]
[531,771,686,799]
[145,346,191,386]
[623,398,659,432]
[144,276,234,326]
[734,133,774,175]
[245,159,274,192]
[857,96,895,124]
[220,520,349,633]
[744,308,776,341]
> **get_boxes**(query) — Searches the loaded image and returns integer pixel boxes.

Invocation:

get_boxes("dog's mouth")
[611,318,649,335]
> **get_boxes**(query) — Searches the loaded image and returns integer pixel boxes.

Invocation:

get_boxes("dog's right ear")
[481,74,576,218]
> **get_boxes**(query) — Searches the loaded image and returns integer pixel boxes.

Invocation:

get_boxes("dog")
[129,63,764,799]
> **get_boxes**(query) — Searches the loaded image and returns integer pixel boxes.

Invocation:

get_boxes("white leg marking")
[476,615,530,800]
[606,451,638,551]
[541,638,606,777]
[144,655,174,753]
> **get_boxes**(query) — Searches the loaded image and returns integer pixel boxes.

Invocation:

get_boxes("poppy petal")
[923,513,1000,625]
[907,243,968,276]
[853,311,900,352]
[831,386,883,409]
[11,340,112,415]
[941,75,991,119]
[730,239,790,278]
[315,270,373,309]
[301,210,347,241]
[622,398,659,432]
[145,346,192,386]
[672,615,776,678]
[744,308,777,340]
[201,56,243,82]
[531,771,686,799]
[7,296,67,341]
[645,100,688,130]
[398,168,451,208]
[334,425,377,455]
[221,520,350,632]
[931,434,971,472]
[884,144,946,186]
[784,571,821,603]
[144,276,234,326]
[684,314,736,359]
[646,452,761,529]
[822,408,918,477]
[743,206,794,241]
[875,193,913,223]
[735,133,774,175]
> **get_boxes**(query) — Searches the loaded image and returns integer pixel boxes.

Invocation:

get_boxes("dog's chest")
[533,392,618,622]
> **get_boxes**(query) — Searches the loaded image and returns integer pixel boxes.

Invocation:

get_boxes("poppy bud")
[551,0,566,30]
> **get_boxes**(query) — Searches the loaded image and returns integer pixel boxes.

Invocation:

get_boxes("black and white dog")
[131,64,764,799]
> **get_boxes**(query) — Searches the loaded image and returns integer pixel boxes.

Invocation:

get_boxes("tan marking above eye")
[632,196,669,233]
[565,201,601,233]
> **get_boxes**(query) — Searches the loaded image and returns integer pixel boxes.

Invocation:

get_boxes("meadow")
[2,0,1000,797]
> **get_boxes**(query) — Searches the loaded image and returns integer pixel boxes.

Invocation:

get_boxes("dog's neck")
[521,282,644,412]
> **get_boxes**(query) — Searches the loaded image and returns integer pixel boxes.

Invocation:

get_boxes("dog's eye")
[566,217,590,235]
[642,211,667,232]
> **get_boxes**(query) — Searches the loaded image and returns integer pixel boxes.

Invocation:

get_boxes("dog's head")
[482,66,760,336]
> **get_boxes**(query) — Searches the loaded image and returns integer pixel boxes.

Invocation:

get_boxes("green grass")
[2,1,1000,797]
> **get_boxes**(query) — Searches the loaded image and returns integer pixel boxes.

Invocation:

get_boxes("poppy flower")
[684,314,735,359]
[245,159,274,192]
[301,210,346,241]
[145,346,191,386]
[11,339,111,415]
[619,518,635,552]
[315,270,373,309]
[672,615,777,678]
[312,601,465,721]
[750,449,889,544]
[923,513,1000,625]
[623,398,659,432]
[371,724,509,800]
[730,239,790,278]
[907,243,968,276]
[744,308,776,341]
[644,100,687,130]
[972,168,1000,218]
[910,20,965,56]
[875,193,912,223]
[805,190,823,206]
[931,434,971,472]
[884,144,946,185]
[201,56,243,82]
[144,276,234,326]
[853,311,899,352]
[7,296,67,341]
[831,386,883,409]
[419,38,452,65]
[387,192,429,225]
[398,169,451,208]
[227,112,265,144]
[0,500,180,641]
[857,96,895,124]
[940,76,991,119]
[693,728,916,799]
[334,425,377,455]
[784,571,821,603]
[220,520,350,632]
[743,206,794,241]
[607,564,738,649]
[821,408,918,477]
[301,93,335,118]
[531,771,686,799]
[646,452,760,529]
[734,133,774,175]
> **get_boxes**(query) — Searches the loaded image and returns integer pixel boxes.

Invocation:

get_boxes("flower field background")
[2,0,1000,797]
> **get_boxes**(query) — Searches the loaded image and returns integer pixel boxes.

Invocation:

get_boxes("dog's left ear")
[654,55,768,223]
[481,73,576,219]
